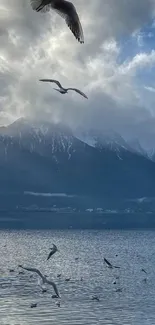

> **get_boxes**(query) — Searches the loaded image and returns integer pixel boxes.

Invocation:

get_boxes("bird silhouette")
[40,79,88,99]
[47,244,58,260]
[30,0,84,43]
[104,258,120,269]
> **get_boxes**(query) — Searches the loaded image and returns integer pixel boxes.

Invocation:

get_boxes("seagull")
[92,295,100,302]
[39,79,88,99]
[18,265,60,297]
[141,268,147,274]
[104,258,113,268]
[47,244,58,260]
[19,271,25,275]
[116,288,122,293]
[30,0,84,43]
[104,258,120,269]
[57,273,61,278]
[30,303,37,308]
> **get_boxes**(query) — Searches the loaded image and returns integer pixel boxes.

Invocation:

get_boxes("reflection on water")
[0,229,155,324]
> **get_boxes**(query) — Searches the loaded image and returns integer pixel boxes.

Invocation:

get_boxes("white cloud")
[0,0,155,145]
[121,50,155,75]
[144,86,155,92]
[24,191,76,198]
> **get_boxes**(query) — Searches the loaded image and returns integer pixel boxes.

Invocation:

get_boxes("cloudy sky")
[1,0,155,148]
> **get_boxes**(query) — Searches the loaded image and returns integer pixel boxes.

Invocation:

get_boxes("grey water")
[0,229,155,325]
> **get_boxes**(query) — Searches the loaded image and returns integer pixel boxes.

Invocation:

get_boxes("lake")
[0,229,155,324]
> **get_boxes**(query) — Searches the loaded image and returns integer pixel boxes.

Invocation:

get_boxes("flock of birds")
[16,245,122,308]
[30,0,88,99]
[3,243,147,309]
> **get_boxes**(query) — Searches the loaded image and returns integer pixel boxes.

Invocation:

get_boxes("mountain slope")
[0,118,155,208]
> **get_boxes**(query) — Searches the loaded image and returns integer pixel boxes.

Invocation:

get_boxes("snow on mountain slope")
[0,118,153,162]
[74,127,135,160]
[74,126,155,161]
[0,118,76,161]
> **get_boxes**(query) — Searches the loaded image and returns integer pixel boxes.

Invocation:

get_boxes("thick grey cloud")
[1,0,155,147]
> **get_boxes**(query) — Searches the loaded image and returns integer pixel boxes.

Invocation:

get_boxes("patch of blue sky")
[135,66,155,87]
[117,18,155,65]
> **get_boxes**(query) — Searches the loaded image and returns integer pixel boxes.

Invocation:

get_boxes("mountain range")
[0,117,155,209]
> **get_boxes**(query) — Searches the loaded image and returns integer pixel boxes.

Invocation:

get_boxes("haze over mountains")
[0,117,155,210]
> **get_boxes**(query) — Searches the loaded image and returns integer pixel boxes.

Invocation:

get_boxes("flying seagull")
[116,288,123,293]
[104,258,113,268]
[30,0,84,43]
[104,258,120,269]
[18,265,60,297]
[141,268,147,274]
[92,295,100,302]
[57,273,61,278]
[30,303,37,308]
[40,79,88,99]
[47,244,58,260]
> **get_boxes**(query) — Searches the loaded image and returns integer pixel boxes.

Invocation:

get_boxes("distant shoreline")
[0,211,154,230]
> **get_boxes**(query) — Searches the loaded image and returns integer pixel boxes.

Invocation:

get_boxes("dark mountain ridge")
[0,118,155,209]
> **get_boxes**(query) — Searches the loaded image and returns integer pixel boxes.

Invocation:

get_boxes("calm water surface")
[0,229,155,325]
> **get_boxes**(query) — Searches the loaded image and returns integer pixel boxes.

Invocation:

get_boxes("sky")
[1,0,155,148]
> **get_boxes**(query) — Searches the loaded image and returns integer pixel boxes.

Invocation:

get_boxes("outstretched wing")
[67,88,88,99]
[46,279,60,297]
[18,265,44,279]
[114,265,120,269]
[40,79,63,89]
[30,0,51,13]
[51,1,84,43]
[53,243,58,250]
[104,258,113,268]
[47,251,53,260]
[47,250,57,260]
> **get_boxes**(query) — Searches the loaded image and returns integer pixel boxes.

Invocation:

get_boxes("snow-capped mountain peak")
[0,118,75,162]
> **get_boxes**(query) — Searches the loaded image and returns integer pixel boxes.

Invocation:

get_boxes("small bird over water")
[104,258,113,268]
[47,244,58,260]
[30,303,37,308]
[104,258,120,269]
[141,268,147,274]
[40,79,88,99]
[57,273,62,278]
[92,295,100,302]
[30,0,84,43]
